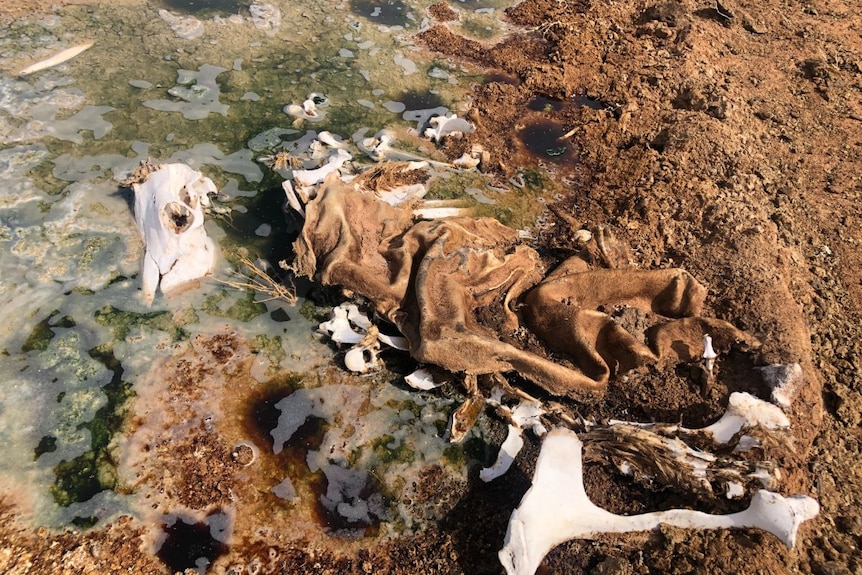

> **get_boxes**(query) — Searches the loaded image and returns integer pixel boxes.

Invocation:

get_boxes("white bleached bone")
[282,180,305,217]
[292,148,352,187]
[453,152,480,169]
[480,425,524,482]
[377,332,408,350]
[344,303,372,330]
[499,429,819,575]
[412,199,473,220]
[19,42,95,76]
[701,392,790,444]
[481,399,547,482]
[318,305,364,345]
[609,392,790,447]
[132,163,217,306]
[702,333,718,374]
[423,113,475,143]
[285,93,328,123]
[404,368,442,390]
[377,183,428,206]
[344,342,379,373]
[316,131,349,149]
[413,206,472,219]
[319,303,409,372]
[356,130,451,168]
[510,402,547,437]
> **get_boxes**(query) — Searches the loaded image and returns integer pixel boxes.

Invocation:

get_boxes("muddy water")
[0,0,527,570]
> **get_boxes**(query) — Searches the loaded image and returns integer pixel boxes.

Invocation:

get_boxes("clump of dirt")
[428,2,459,22]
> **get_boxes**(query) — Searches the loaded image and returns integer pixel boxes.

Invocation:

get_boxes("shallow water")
[0,0,523,559]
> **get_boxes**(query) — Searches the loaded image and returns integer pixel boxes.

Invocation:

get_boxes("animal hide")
[292,176,753,398]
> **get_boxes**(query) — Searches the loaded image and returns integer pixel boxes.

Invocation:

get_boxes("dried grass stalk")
[216,255,297,305]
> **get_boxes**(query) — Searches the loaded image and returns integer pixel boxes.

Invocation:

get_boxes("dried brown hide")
[292,176,754,399]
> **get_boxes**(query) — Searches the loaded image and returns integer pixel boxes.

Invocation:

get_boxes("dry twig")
[215,255,297,304]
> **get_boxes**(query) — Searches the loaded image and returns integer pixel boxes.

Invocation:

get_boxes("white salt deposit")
[158,9,205,40]
[247,127,300,152]
[383,100,406,113]
[0,75,116,144]
[143,64,229,120]
[0,144,49,207]
[249,3,282,35]
[271,476,298,500]
[393,52,418,75]
[270,383,454,529]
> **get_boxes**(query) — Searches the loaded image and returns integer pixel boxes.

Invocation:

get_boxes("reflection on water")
[155,0,251,16]
[350,0,413,27]
[0,0,523,568]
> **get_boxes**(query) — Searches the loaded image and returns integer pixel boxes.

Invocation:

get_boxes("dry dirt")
[2,0,861,574]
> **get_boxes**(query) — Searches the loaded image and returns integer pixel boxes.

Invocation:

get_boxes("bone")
[318,303,410,371]
[499,429,819,575]
[404,368,442,391]
[285,93,328,123]
[608,391,790,446]
[479,425,524,482]
[702,333,718,374]
[423,113,475,143]
[480,399,547,482]
[292,148,352,187]
[344,343,379,373]
[19,42,95,76]
[356,130,451,168]
[132,163,218,305]
[700,391,790,444]
[318,305,364,345]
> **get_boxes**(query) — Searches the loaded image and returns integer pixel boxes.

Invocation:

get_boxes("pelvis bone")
[131,163,218,305]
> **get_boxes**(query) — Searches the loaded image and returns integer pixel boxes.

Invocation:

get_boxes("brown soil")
[428,2,459,22]
[2,0,861,574]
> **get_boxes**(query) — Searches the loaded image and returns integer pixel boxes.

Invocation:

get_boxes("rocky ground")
[1,0,860,573]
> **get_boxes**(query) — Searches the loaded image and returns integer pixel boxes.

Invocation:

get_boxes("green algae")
[250,333,286,373]
[426,172,485,201]
[50,346,134,512]
[370,434,416,465]
[34,435,58,459]
[21,310,76,353]
[94,305,190,342]
[441,436,488,470]
[201,288,267,322]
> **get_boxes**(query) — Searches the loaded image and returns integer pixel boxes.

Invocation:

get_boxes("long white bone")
[292,148,352,187]
[19,42,94,76]
[499,429,819,575]
[608,392,790,446]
